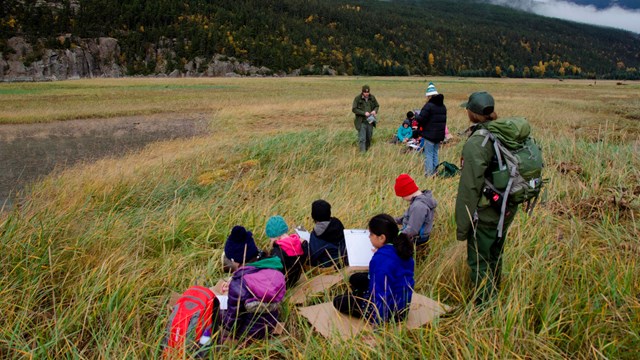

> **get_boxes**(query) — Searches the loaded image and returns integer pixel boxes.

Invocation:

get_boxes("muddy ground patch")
[0,113,210,209]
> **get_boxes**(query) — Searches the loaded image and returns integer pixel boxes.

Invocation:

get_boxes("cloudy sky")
[488,0,640,33]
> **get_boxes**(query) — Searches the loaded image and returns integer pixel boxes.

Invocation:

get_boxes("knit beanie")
[311,199,332,222]
[394,173,419,197]
[266,215,289,238]
[425,82,438,96]
[224,225,259,263]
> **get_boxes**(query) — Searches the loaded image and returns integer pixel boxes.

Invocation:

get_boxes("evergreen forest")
[1,0,639,78]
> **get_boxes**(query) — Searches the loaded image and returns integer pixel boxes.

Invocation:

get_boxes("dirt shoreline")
[0,113,211,209]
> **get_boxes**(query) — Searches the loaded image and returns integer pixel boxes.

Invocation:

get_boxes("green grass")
[1,77,639,359]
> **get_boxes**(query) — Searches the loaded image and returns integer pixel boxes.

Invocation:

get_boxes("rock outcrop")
[1,37,124,81]
[0,36,297,81]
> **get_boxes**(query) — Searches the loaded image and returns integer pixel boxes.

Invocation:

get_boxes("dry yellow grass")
[1,77,639,359]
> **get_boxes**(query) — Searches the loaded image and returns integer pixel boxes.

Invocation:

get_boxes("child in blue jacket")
[333,214,415,323]
[396,118,413,143]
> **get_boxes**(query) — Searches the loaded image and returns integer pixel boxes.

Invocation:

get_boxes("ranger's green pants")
[356,120,374,152]
[466,216,514,304]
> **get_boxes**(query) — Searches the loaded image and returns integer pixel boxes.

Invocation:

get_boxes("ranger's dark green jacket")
[352,93,379,130]
[455,122,517,240]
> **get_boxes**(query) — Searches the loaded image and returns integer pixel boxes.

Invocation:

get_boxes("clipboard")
[344,229,373,267]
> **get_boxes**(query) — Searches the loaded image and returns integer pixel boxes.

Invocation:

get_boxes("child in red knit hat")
[393,174,438,245]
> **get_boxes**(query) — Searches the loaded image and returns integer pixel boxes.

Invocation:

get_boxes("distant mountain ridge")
[1,0,638,80]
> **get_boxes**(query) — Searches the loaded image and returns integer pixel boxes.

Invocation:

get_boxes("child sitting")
[308,199,346,268]
[332,214,415,324]
[396,118,413,144]
[222,256,286,341]
[266,215,308,287]
[403,111,423,151]
[410,110,421,139]
[223,225,262,272]
[394,174,437,245]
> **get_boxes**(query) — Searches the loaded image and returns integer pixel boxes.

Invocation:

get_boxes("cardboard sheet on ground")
[344,229,373,267]
[289,273,344,304]
[298,294,451,339]
[289,267,373,305]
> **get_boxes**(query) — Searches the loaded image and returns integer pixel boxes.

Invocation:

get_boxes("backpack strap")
[475,128,510,238]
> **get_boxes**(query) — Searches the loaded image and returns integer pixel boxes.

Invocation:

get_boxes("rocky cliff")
[0,36,280,82]
[1,37,124,81]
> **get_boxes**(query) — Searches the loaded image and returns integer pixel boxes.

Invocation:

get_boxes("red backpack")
[162,285,218,358]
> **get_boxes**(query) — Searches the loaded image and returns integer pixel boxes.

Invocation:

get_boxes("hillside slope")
[1,0,639,79]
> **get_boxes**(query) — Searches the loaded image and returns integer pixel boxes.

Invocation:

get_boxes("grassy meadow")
[0,77,639,359]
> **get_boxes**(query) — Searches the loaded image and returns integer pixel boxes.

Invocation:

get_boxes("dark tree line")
[1,0,639,78]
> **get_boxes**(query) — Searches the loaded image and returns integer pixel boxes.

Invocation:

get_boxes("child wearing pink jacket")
[266,215,308,287]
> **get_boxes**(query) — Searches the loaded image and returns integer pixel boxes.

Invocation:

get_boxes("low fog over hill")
[485,0,640,33]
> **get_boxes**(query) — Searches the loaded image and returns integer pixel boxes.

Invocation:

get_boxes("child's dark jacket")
[309,217,346,268]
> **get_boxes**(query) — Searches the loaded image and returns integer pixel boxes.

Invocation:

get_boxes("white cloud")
[489,0,640,33]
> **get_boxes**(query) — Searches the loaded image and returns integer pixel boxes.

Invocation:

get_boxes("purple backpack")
[223,266,285,340]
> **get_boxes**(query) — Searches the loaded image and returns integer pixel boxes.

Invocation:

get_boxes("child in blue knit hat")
[223,225,262,272]
[266,215,308,287]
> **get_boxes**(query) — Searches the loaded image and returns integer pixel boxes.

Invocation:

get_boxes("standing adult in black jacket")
[416,82,447,176]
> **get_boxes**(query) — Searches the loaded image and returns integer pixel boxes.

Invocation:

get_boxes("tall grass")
[1,77,639,359]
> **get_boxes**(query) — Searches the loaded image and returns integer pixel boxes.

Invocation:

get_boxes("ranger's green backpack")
[474,117,544,237]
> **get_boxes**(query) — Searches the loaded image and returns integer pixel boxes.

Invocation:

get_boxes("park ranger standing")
[455,91,518,305]
[352,84,379,152]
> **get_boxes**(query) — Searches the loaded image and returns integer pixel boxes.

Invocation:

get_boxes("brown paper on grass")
[298,293,451,339]
[289,266,370,305]
[298,302,369,339]
[289,274,344,304]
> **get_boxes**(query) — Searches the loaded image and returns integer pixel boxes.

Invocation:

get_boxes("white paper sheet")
[216,294,228,310]
[295,228,311,242]
[344,229,373,267]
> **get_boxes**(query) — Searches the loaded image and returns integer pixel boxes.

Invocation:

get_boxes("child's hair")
[311,199,332,222]
[406,111,414,119]
[368,214,414,260]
